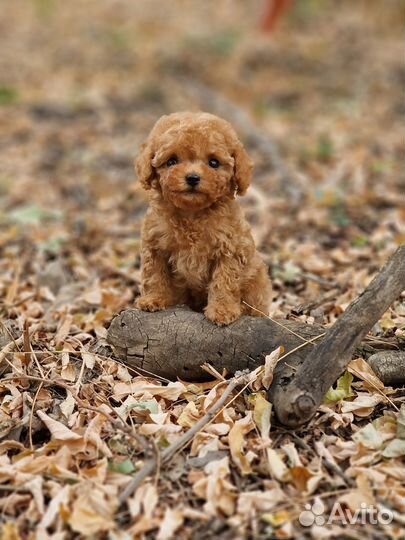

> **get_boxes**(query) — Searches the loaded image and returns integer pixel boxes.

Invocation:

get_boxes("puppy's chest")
[160,229,217,288]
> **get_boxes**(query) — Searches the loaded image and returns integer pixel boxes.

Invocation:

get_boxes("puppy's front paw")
[135,295,171,312]
[204,303,242,326]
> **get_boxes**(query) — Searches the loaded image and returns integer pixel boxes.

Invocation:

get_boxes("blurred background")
[0,0,403,327]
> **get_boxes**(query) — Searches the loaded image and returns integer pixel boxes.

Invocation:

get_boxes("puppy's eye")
[166,156,178,167]
[208,158,220,169]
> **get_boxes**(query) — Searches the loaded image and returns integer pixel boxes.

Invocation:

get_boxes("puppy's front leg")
[205,258,242,325]
[136,247,184,312]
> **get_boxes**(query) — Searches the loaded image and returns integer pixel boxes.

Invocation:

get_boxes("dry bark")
[368,351,405,386]
[107,307,323,381]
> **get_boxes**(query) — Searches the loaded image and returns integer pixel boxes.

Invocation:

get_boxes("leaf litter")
[0,1,404,538]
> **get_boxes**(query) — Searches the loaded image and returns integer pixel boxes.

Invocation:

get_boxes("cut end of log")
[274,389,317,427]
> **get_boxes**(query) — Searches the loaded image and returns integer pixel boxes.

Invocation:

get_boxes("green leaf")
[129,399,159,414]
[0,86,18,106]
[38,237,65,255]
[108,439,129,455]
[316,134,334,162]
[210,30,240,57]
[396,403,405,439]
[9,205,63,225]
[351,236,369,248]
[273,262,302,285]
[353,423,383,450]
[324,371,354,402]
[382,438,405,458]
[108,458,136,475]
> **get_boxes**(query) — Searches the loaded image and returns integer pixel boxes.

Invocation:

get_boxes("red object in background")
[261,0,293,32]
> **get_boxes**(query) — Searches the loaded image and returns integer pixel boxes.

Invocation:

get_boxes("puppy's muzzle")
[185,174,200,189]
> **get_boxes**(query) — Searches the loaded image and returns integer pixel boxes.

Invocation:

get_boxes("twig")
[23,320,32,366]
[0,293,37,309]
[201,362,227,381]
[24,321,44,377]
[118,372,251,504]
[28,381,44,451]
[301,272,339,289]
[0,323,41,367]
[242,300,318,344]
[274,332,325,362]
[75,356,86,393]
[293,288,341,315]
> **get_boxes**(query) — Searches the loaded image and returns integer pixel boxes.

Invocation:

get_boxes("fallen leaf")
[81,351,96,369]
[177,401,200,428]
[341,393,384,416]
[353,423,383,450]
[60,391,76,419]
[382,438,405,458]
[228,413,255,474]
[347,357,384,391]
[38,485,70,530]
[263,346,284,389]
[396,403,405,439]
[325,371,354,402]
[37,411,82,442]
[249,392,272,440]
[128,482,158,519]
[157,507,184,540]
[68,487,116,536]
[266,449,289,482]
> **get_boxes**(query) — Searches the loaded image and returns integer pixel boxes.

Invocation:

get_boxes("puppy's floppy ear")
[135,142,156,190]
[232,140,253,196]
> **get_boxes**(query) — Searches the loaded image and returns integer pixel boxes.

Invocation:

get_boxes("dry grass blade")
[242,300,320,344]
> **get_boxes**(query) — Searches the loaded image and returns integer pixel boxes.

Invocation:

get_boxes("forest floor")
[0,1,404,539]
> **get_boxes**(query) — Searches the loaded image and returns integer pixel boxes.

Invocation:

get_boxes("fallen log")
[107,307,324,381]
[368,351,405,386]
[107,244,405,427]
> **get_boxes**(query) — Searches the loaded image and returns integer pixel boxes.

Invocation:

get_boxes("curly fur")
[135,111,272,325]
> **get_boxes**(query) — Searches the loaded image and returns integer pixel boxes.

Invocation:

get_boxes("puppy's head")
[135,112,253,211]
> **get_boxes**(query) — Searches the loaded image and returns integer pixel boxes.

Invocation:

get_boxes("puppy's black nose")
[186,174,200,188]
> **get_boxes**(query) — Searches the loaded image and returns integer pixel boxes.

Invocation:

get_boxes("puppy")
[135,111,272,325]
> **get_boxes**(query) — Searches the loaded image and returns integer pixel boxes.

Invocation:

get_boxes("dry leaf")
[157,507,184,540]
[249,392,272,440]
[68,488,116,536]
[266,449,289,482]
[263,346,284,389]
[81,351,96,369]
[228,412,255,474]
[37,411,83,442]
[348,358,384,390]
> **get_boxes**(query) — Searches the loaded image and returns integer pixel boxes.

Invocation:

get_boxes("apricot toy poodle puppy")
[135,111,272,325]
